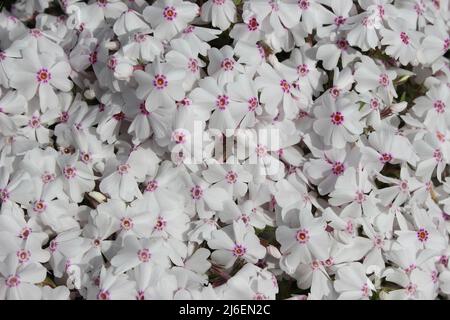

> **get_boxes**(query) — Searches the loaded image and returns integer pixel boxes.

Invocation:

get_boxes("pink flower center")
[191,185,203,200]
[330,86,341,98]
[247,17,259,31]
[33,200,47,213]
[255,144,268,157]
[414,3,424,15]
[89,51,98,64]
[298,0,310,10]
[106,56,117,70]
[216,95,229,110]
[379,152,393,164]
[444,38,450,51]
[177,97,192,108]
[434,100,446,113]
[6,275,20,288]
[330,111,344,125]
[153,74,168,90]
[60,111,69,123]
[97,290,111,300]
[334,16,347,26]
[120,217,134,231]
[434,149,443,162]
[240,214,250,225]
[361,284,370,297]
[163,6,177,21]
[254,293,268,300]
[28,115,41,128]
[280,80,291,93]
[92,239,101,247]
[297,64,309,77]
[416,228,429,242]
[248,97,259,111]
[354,191,366,204]
[30,28,42,38]
[400,32,410,45]
[49,239,58,253]
[336,38,349,50]
[187,58,199,72]
[154,216,167,231]
[331,161,345,176]
[171,130,187,144]
[221,58,234,71]
[137,248,151,262]
[19,227,32,240]
[17,249,31,263]
[213,0,225,5]
[117,164,130,175]
[36,68,51,84]
[370,98,380,110]
[41,172,56,184]
[113,112,125,121]
[232,244,247,257]
[378,74,390,87]
[80,152,92,164]
[145,180,159,192]
[406,283,417,296]
[399,180,409,192]
[63,166,77,179]
[225,171,238,184]
[373,236,384,248]
[183,25,195,33]
[0,51,5,61]
[0,188,9,202]
[296,229,310,243]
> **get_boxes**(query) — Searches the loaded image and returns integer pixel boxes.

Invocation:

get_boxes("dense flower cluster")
[0,0,449,300]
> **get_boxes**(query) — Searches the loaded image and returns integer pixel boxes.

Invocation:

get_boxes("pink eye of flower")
[92,238,101,247]
[28,116,41,128]
[33,200,47,213]
[113,112,125,121]
[253,293,268,300]
[240,214,250,225]
[154,216,167,231]
[36,68,51,84]
[183,25,195,33]
[298,0,310,10]
[0,51,5,61]
[311,260,320,269]
[16,249,31,263]
[331,161,345,176]
[177,97,192,108]
[330,86,341,98]
[89,51,98,64]
[232,244,247,257]
[247,96,259,111]
[280,79,291,93]
[133,33,147,43]
[444,38,450,51]
[106,56,117,70]
[405,283,417,296]
[255,144,268,157]
[399,180,409,192]
[191,185,203,200]
[117,164,130,175]
[171,130,187,144]
[19,227,32,240]
[436,131,446,142]
[434,149,443,162]
[6,275,21,288]
[97,290,111,300]
[247,17,259,31]
[0,188,9,203]
[221,58,235,71]
[137,248,151,262]
[120,217,134,230]
[30,28,42,38]
[400,32,410,45]
[442,211,450,221]
[256,44,266,59]
[225,171,238,184]
[41,172,56,184]
[378,74,390,87]
[414,3,424,15]
[145,180,159,192]
[378,5,385,17]
[416,228,429,242]
[213,0,225,5]
[49,239,58,253]
[59,111,69,123]
[80,152,92,164]
[354,191,366,204]
[334,16,347,26]
[163,6,177,21]
[330,111,344,125]
[296,229,310,243]
[373,236,384,248]
[216,95,229,110]
[297,64,309,77]
[379,152,393,164]
[136,291,145,300]
[63,166,77,179]
[97,0,108,7]
[370,98,380,110]
[361,284,370,297]
[434,100,446,113]
[153,74,168,90]
[187,58,199,72]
